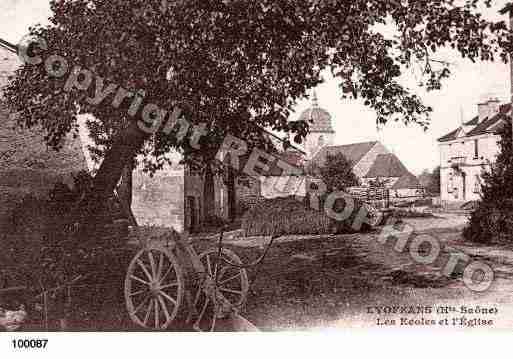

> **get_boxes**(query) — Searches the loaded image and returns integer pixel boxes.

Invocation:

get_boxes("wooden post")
[510,7,513,138]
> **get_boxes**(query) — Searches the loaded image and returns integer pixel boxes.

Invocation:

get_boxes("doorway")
[186,196,198,231]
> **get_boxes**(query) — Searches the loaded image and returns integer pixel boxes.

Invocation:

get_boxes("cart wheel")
[192,248,249,331]
[125,247,185,330]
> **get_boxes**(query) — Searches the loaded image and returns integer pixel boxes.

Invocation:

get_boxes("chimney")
[477,98,501,123]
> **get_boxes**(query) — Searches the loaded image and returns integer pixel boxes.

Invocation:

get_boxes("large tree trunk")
[89,120,149,202]
[203,163,216,222]
[116,161,139,226]
[117,162,134,208]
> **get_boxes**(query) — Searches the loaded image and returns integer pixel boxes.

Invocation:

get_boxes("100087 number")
[12,339,48,349]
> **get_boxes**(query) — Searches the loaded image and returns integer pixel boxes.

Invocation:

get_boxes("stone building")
[0,47,88,233]
[257,94,423,200]
[437,99,511,206]
[302,96,421,195]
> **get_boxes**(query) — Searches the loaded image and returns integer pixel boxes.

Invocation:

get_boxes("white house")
[437,98,511,205]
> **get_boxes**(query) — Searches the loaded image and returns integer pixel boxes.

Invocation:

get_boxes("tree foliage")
[464,125,513,243]
[423,165,441,195]
[318,153,359,192]
[4,0,511,176]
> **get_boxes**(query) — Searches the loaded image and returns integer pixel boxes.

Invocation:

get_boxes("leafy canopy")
[315,152,359,192]
[4,0,510,173]
[464,124,513,243]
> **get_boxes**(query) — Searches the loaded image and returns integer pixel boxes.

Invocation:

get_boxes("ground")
[6,213,513,331]
[223,213,512,330]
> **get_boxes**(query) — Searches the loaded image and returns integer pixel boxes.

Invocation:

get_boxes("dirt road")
[225,214,513,330]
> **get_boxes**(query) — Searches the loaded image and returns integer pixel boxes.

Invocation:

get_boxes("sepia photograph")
[1,0,513,357]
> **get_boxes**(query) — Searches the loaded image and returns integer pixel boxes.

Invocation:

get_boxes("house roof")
[391,172,422,190]
[311,141,377,167]
[364,153,410,178]
[438,104,512,142]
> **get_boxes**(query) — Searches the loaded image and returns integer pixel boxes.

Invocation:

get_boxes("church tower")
[297,92,335,159]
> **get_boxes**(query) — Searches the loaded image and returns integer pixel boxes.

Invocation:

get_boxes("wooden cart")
[124,229,252,331]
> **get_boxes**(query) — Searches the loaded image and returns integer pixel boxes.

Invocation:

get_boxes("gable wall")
[353,142,390,179]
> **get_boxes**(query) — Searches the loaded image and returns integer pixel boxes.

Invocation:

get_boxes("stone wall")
[132,168,185,231]
[0,51,89,232]
[131,165,232,232]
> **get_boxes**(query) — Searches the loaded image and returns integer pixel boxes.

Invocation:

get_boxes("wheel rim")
[192,248,249,331]
[125,247,184,330]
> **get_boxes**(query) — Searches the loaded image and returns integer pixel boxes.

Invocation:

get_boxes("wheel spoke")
[133,294,150,315]
[219,287,243,296]
[157,252,164,281]
[154,297,159,329]
[136,259,153,281]
[159,282,178,290]
[129,289,148,297]
[160,263,174,283]
[131,275,149,286]
[148,252,157,279]
[157,295,171,322]
[195,298,210,328]
[219,272,241,285]
[160,291,178,306]
[143,299,153,325]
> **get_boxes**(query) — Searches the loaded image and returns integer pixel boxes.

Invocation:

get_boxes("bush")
[241,195,371,237]
[0,171,132,319]
[464,126,513,244]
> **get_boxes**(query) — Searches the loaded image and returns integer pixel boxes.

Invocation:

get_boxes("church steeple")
[312,90,319,108]
[296,91,335,158]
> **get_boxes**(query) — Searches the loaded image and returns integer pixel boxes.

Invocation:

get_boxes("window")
[474,139,479,159]
[473,175,482,194]
[447,172,453,193]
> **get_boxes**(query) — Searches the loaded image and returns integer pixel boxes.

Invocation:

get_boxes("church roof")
[364,153,410,178]
[296,92,335,133]
[311,141,377,167]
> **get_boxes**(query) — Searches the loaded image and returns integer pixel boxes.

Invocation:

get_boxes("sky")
[0,0,512,175]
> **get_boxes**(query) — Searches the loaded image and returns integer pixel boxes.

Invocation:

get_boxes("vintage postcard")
[1,0,513,357]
